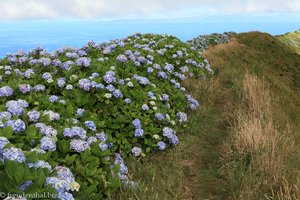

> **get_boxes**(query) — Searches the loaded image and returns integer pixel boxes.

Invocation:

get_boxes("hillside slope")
[278,29,300,54]
[116,31,300,199]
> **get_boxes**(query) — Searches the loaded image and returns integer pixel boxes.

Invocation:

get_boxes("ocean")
[0,15,299,58]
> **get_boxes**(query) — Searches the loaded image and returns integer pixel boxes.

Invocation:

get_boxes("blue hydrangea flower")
[44,110,60,121]
[30,148,46,154]
[40,136,56,151]
[78,79,91,91]
[113,89,123,98]
[28,160,52,171]
[76,108,85,116]
[132,119,141,129]
[162,94,169,101]
[96,132,107,142]
[62,60,74,70]
[155,113,165,121]
[29,59,38,65]
[133,75,150,85]
[39,58,51,66]
[33,84,46,92]
[134,61,141,67]
[84,120,96,131]
[0,111,12,121]
[96,83,104,90]
[70,139,89,152]
[77,49,87,56]
[142,104,149,110]
[91,72,99,78]
[35,123,57,137]
[52,59,63,67]
[103,70,116,84]
[116,54,128,63]
[64,126,87,139]
[157,71,168,79]
[42,72,52,80]
[17,99,29,107]
[87,136,98,145]
[164,64,174,72]
[174,82,180,88]
[114,153,128,174]
[45,177,71,192]
[65,51,78,58]
[99,142,108,151]
[24,69,34,79]
[157,141,166,150]
[6,100,26,116]
[106,84,115,92]
[180,66,189,73]
[91,81,97,88]
[119,79,125,85]
[58,191,74,200]
[131,147,142,157]
[134,128,144,137]
[0,86,14,97]
[147,67,154,73]
[185,94,200,110]
[162,127,179,145]
[148,91,155,98]
[57,77,66,88]
[0,137,10,152]
[124,98,131,104]
[98,57,105,62]
[12,119,26,133]
[49,95,59,102]
[176,112,188,123]
[75,57,91,67]
[19,180,33,191]
[2,147,26,162]
[137,56,146,63]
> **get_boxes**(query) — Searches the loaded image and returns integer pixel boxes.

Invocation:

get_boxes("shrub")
[0,33,211,199]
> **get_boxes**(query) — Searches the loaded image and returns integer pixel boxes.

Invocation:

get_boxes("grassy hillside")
[278,29,300,54]
[115,32,300,199]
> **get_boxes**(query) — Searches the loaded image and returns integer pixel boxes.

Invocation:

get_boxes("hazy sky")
[1,0,300,21]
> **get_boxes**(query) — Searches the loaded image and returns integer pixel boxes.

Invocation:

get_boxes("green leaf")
[25,125,38,140]
[96,121,106,128]
[0,126,13,138]
[65,154,77,165]
[5,161,28,186]
[58,139,70,153]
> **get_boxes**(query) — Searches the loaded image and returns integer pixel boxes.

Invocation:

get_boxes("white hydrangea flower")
[153,134,160,140]
[47,78,54,83]
[149,101,156,106]
[70,182,80,192]
[104,93,112,98]
[127,81,134,87]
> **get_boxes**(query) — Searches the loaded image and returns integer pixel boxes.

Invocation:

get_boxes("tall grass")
[220,73,300,199]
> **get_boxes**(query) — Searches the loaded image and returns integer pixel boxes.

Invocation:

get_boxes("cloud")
[0,0,299,21]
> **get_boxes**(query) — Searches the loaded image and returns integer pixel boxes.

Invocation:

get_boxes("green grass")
[113,31,300,199]
[278,29,300,54]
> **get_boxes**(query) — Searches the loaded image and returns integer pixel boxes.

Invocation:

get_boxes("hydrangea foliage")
[0,33,212,199]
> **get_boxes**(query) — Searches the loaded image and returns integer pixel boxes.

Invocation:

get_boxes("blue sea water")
[0,15,299,58]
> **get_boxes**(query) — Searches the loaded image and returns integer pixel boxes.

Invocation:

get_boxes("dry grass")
[220,73,300,199]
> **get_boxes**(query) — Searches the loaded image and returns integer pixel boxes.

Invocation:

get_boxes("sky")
[0,0,300,21]
[0,0,299,57]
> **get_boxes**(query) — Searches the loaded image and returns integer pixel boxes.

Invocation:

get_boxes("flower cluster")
[0,33,211,199]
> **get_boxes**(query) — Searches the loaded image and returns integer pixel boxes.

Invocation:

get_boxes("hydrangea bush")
[0,33,212,199]
[187,32,236,51]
